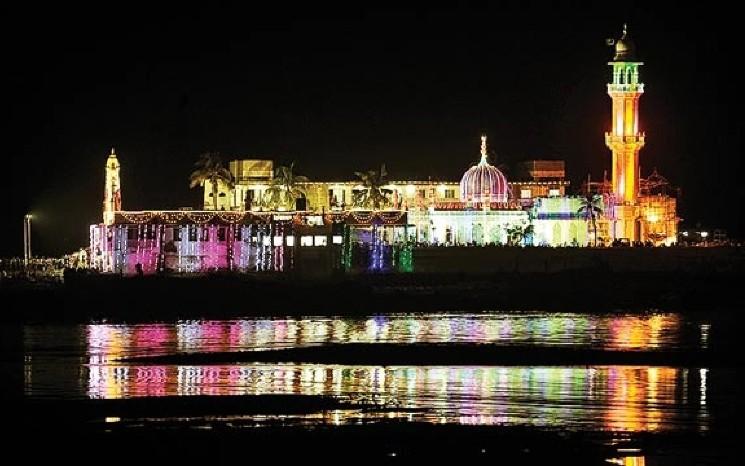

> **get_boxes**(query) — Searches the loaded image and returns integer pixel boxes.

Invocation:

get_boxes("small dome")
[613,24,637,61]
[460,136,509,203]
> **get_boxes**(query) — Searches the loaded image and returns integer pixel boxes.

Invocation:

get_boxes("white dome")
[459,136,509,203]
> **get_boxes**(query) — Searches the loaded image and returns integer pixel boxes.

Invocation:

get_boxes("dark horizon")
[5,3,743,256]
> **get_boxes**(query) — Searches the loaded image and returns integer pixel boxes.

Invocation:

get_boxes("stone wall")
[412,246,744,274]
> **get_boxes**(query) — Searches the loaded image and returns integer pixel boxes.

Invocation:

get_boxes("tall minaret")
[103,148,122,225]
[605,24,645,205]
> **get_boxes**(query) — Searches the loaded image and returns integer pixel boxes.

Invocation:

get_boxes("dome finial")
[110,147,116,157]
[480,135,488,165]
[612,23,637,61]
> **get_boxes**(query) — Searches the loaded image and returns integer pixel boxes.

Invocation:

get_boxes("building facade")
[89,25,680,275]
[199,136,565,247]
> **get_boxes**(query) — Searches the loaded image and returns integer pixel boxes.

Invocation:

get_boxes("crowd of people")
[0,248,91,282]
[0,257,68,282]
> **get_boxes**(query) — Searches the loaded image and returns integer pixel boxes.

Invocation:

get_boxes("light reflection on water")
[76,312,695,360]
[607,457,646,466]
[83,363,706,431]
[23,312,711,432]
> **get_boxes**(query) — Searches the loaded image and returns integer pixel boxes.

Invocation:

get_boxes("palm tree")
[189,153,235,211]
[506,223,534,246]
[353,164,392,210]
[263,162,309,210]
[577,193,603,246]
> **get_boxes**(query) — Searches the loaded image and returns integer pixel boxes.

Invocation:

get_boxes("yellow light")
[406,185,416,196]
[624,98,635,135]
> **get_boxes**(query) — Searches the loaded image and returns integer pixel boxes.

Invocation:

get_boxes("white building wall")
[409,209,529,245]
[203,179,235,210]
[533,219,588,247]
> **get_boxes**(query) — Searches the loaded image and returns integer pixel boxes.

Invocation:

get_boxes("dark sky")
[5,3,743,256]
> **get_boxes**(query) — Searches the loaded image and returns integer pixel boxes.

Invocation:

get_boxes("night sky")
[5,3,743,256]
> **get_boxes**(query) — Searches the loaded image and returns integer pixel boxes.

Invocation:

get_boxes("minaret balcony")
[607,83,644,94]
[605,133,645,146]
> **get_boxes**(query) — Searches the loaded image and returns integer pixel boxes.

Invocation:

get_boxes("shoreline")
[4,268,745,323]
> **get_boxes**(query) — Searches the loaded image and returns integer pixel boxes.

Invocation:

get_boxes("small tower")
[605,23,645,205]
[103,148,122,225]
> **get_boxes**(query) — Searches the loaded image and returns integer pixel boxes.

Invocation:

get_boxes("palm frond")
[189,152,234,195]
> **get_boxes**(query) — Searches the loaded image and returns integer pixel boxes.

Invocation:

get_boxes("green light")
[341,224,352,271]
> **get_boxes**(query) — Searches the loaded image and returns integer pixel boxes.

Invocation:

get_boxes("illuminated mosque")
[89,25,678,274]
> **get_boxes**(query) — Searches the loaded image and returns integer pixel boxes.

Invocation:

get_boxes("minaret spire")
[479,135,488,165]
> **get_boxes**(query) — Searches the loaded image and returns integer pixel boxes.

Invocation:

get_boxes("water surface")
[24,312,715,432]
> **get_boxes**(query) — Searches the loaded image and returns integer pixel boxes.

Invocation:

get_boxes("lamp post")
[23,214,33,266]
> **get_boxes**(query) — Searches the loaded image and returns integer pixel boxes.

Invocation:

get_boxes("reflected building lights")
[23,313,711,433]
[699,368,707,407]
[700,324,710,349]
[82,362,707,432]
